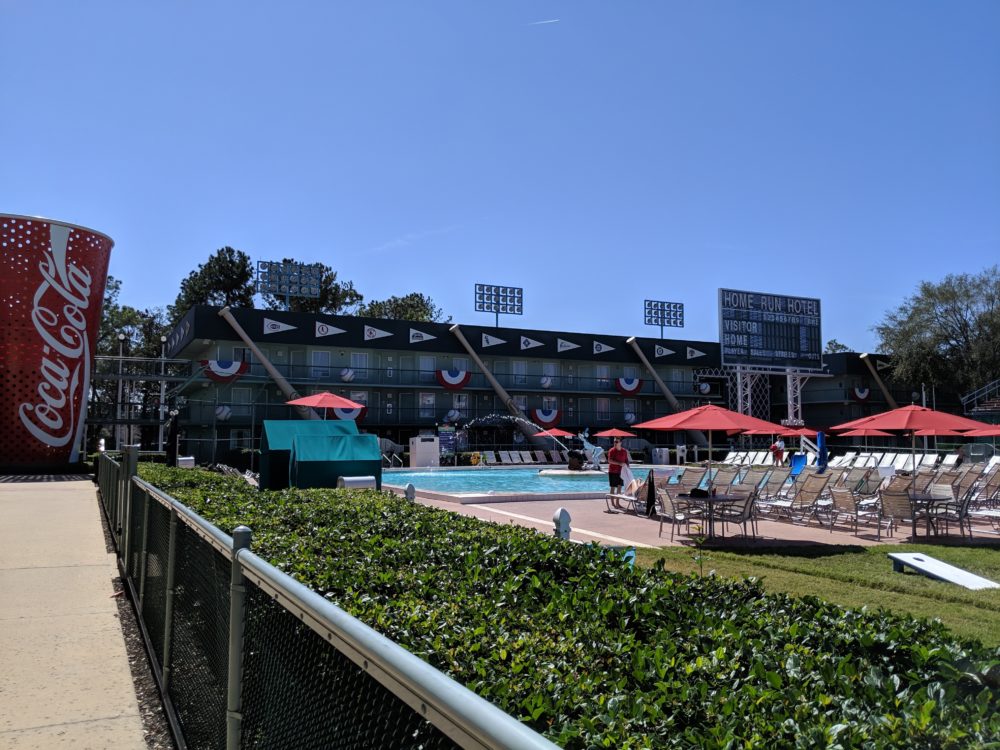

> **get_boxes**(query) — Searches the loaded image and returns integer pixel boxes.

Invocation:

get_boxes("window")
[596,397,610,421]
[512,394,527,411]
[542,395,558,412]
[350,390,368,406]
[233,346,251,362]
[231,387,251,417]
[452,356,469,372]
[419,392,435,418]
[230,429,251,450]
[512,360,527,385]
[453,392,469,417]
[596,365,611,388]
[623,365,638,380]
[419,355,435,383]
[290,349,306,380]
[311,350,331,379]
[350,352,369,379]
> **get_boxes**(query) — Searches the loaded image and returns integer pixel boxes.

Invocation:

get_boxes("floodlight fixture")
[474,283,523,327]
[256,260,324,306]
[643,299,684,338]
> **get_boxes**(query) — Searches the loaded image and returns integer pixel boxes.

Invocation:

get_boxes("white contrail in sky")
[529,19,560,25]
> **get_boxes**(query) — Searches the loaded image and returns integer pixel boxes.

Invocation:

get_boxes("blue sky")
[2,1,998,352]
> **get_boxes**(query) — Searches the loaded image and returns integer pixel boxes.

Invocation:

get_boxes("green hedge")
[139,464,1000,748]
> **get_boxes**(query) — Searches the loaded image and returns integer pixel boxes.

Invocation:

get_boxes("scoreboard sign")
[718,288,822,370]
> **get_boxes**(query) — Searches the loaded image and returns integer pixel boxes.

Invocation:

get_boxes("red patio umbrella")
[838,426,894,451]
[830,404,991,433]
[964,426,1000,437]
[633,405,785,487]
[287,391,365,419]
[593,428,636,438]
[831,405,992,490]
[535,427,574,438]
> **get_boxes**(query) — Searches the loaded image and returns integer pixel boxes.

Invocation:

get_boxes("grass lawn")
[634,542,1000,646]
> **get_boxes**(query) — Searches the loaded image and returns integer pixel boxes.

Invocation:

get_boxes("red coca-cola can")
[0,214,113,469]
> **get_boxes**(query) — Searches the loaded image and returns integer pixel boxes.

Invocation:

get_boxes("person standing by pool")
[607,438,630,492]
[769,438,785,466]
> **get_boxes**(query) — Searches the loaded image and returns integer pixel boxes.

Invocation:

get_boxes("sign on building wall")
[718,288,822,370]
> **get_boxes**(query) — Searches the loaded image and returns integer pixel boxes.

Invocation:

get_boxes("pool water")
[385,468,617,495]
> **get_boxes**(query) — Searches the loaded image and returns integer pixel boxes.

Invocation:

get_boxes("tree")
[168,247,256,324]
[874,265,1000,397]
[358,292,450,323]
[824,339,851,354]
[260,259,363,314]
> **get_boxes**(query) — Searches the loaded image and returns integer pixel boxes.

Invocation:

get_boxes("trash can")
[651,447,671,465]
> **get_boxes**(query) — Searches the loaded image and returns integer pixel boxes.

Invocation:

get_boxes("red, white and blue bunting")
[531,408,561,428]
[852,387,871,401]
[436,369,472,390]
[201,360,249,383]
[615,377,643,396]
[333,406,367,421]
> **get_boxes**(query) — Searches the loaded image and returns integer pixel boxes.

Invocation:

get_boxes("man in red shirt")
[607,438,630,491]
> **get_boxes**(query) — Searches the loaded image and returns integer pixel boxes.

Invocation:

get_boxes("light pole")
[116,333,125,449]
[158,336,168,452]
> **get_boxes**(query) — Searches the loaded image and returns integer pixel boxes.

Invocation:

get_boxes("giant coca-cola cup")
[0,214,113,470]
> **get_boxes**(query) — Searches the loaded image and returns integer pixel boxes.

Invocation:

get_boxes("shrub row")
[139,464,1000,748]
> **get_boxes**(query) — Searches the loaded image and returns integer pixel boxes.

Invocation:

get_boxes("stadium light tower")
[475,283,523,328]
[644,299,684,338]
[255,260,324,309]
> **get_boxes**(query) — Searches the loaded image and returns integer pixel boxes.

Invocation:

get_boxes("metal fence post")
[121,446,139,571]
[161,508,178,692]
[227,526,252,750]
[137,486,151,607]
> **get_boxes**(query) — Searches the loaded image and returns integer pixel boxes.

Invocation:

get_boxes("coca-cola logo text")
[18,225,94,448]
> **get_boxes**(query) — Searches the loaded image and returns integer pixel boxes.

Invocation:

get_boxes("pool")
[383,466,675,503]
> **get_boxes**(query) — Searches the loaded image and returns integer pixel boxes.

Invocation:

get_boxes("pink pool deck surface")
[407,491,999,550]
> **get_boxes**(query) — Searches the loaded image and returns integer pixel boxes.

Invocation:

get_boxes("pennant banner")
[315,322,346,338]
[686,347,706,359]
[436,369,472,390]
[654,345,676,358]
[364,325,392,341]
[482,333,506,347]
[531,408,561,428]
[521,336,544,350]
[410,328,436,344]
[615,377,643,396]
[593,341,615,355]
[557,338,579,352]
[263,318,296,335]
[201,360,249,383]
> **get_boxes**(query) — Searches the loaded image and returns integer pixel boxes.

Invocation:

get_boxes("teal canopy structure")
[259,420,369,490]
[289,433,381,490]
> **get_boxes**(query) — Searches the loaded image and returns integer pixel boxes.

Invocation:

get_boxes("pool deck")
[409,492,1000,550]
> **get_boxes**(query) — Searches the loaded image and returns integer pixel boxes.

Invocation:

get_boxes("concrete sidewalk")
[0,478,146,749]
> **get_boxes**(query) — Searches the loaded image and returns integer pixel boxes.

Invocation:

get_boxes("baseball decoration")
[698,382,712,395]
[444,408,461,423]
[540,376,553,389]
[340,367,355,382]
[624,412,637,424]
[215,405,233,421]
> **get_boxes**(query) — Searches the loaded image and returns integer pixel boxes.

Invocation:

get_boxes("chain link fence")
[96,451,557,750]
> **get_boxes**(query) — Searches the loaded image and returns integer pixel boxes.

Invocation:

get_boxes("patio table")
[681,493,744,540]
[907,493,952,538]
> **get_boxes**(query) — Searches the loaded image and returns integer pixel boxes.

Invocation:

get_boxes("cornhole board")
[888,553,1000,590]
